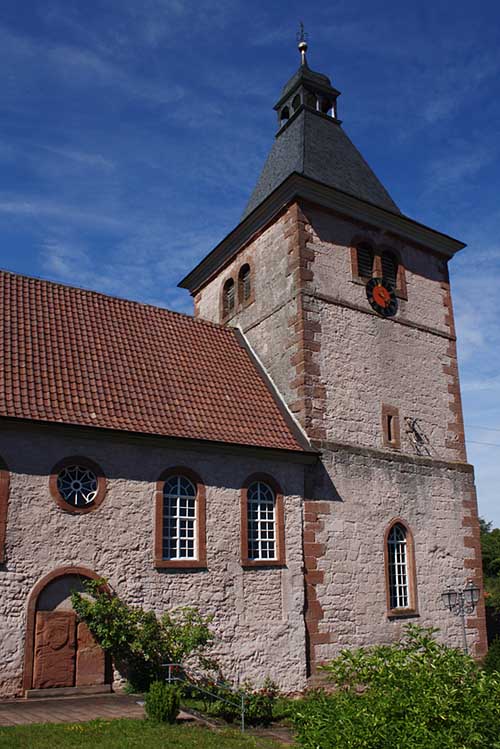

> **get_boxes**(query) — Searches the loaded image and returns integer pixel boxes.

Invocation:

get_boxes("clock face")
[366,277,398,317]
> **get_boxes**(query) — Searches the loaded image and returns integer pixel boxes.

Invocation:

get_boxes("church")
[0,40,487,698]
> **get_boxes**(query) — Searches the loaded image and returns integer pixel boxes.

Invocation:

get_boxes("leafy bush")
[292,624,500,749]
[483,636,500,675]
[145,681,180,723]
[182,676,281,726]
[243,678,280,727]
[71,579,214,692]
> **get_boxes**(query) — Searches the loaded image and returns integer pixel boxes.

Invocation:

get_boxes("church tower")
[180,39,487,673]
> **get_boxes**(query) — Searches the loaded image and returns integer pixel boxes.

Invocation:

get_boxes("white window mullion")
[388,524,409,610]
[247,481,277,561]
[162,475,197,561]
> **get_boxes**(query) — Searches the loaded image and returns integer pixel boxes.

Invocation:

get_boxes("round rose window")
[57,465,99,508]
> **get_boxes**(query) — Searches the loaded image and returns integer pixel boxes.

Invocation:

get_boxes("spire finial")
[296,21,308,66]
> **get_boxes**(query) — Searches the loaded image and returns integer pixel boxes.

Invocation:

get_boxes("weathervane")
[296,21,308,66]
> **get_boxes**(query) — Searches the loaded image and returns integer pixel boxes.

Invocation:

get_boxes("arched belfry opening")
[273,31,341,133]
[23,567,111,695]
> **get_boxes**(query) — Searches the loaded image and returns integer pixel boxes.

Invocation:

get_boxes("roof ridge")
[0,266,227,332]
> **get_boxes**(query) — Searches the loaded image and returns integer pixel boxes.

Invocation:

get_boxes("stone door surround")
[23,566,108,694]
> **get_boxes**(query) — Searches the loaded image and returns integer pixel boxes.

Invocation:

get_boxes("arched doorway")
[23,567,110,694]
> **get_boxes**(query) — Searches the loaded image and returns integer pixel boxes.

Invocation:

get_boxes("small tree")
[71,578,215,691]
[480,517,500,612]
[293,624,500,749]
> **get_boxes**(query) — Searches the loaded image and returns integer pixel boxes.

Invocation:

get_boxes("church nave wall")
[0,422,307,696]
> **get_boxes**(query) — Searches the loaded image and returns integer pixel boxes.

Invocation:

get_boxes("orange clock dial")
[366,278,398,317]
[372,285,391,307]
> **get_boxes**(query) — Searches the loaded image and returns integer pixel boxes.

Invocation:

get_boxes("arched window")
[381,251,398,288]
[238,264,252,305]
[222,278,235,319]
[356,243,374,279]
[320,98,334,117]
[155,468,206,568]
[0,456,9,563]
[292,94,301,112]
[305,93,317,109]
[385,521,417,614]
[241,475,285,567]
[280,107,290,126]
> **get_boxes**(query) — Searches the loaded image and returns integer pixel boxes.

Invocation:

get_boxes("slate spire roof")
[242,51,400,219]
[0,270,310,454]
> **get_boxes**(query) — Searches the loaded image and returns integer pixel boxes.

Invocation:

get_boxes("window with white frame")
[387,523,409,609]
[247,481,276,561]
[162,475,197,560]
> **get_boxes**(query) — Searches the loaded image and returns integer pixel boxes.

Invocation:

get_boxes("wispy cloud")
[38,145,115,170]
[0,197,123,230]
[462,376,500,394]
[38,216,222,314]
[0,23,185,107]
[424,143,493,194]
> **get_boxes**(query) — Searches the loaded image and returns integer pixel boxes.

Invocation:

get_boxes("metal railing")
[163,663,245,732]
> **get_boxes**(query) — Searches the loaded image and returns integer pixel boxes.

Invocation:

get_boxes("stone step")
[25,684,112,699]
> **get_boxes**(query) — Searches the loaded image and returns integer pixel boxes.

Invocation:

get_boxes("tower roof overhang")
[179,172,466,295]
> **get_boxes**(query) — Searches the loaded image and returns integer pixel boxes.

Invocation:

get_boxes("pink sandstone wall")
[0,421,307,697]
[196,207,303,409]
[303,448,484,673]
[194,198,486,671]
[302,204,464,462]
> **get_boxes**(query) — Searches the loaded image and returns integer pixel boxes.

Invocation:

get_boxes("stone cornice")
[0,416,318,465]
[179,173,466,295]
[312,437,474,474]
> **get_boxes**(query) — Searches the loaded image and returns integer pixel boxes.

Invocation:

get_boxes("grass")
[0,718,285,748]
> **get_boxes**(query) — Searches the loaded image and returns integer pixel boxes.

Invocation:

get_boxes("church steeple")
[276,26,341,130]
[242,37,400,219]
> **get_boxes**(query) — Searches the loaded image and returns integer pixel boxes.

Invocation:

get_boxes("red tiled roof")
[0,270,308,453]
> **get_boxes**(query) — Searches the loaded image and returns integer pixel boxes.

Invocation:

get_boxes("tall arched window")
[381,251,398,288]
[238,264,252,305]
[222,278,235,319]
[356,243,374,279]
[385,520,417,615]
[155,468,206,568]
[241,475,285,567]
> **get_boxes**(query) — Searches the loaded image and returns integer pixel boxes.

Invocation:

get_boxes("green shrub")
[145,681,180,723]
[209,685,240,724]
[483,636,500,675]
[70,579,214,692]
[243,678,280,727]
[182,676,281,727]
[292,624,500,749]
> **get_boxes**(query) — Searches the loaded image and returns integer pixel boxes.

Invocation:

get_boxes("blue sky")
[1,1,499,524]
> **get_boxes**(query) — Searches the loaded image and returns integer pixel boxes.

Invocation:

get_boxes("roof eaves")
[0,415,318,463]
[179,172,466,294]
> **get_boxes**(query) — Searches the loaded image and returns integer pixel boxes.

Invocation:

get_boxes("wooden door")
[75,622,105,686]
[32,611,76,689]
